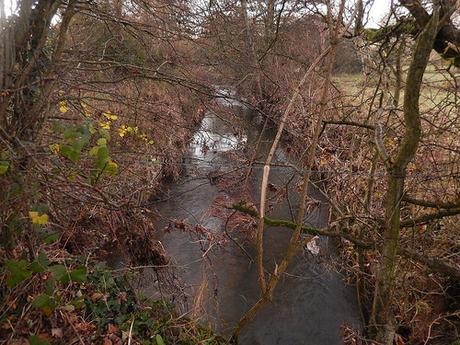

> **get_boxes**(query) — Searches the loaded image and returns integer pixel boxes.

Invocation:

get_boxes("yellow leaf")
[29,211,49,225]
[108,160,118,168]
[98,122,111,130]
[49,143,60,155]
[126,126,138,134]
[58,101,69,113]
[106,161,118,175]
[384,137,396,149]
[118,125,127,138]
[103,112,118,121]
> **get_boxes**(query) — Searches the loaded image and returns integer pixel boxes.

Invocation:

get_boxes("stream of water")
[142,94,360,344]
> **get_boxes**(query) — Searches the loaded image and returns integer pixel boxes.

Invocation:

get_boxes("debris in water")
[306,236,320,255]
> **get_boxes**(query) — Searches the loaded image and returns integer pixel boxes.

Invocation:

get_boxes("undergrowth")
[1,255,227,344]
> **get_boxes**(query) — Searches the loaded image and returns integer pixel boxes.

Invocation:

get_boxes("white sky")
[2,0,395,29]
[367,0,392,28]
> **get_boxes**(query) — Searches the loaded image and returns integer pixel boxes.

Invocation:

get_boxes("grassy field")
[332,57,460,113]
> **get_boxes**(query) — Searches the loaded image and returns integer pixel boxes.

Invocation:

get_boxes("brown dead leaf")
[1,320,11,330]
[107,323,119,335]
[108,334,122,345]
[103,337,113,345]
[75,321,96,334]
[51,328,63,338]
[91,292,104,302]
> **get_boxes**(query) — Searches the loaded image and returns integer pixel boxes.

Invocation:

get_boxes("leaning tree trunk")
[370,9,440,344]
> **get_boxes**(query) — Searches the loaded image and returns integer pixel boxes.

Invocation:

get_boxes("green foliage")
[89,131,118,184]
[30,252,50,273]
[155,334,165,345]
[40,231,59,244]
[57,122,93,162]
[28,335,50,345]
[5,259,32,288]
[70,267,87,282]
[48,264,68,282]
[0,150,10,175]
[32,293,58,315]
[51,118,119,184]
[3,256,225,344]
[0,160,9,175]
[4,251,86,290]
[81,267,226,344]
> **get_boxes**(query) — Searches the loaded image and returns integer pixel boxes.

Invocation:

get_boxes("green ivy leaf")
[41,231,59,244]
[30,252,50,273]
[70,267,87,282]
[48,264,69,283]
[32,294,57,316]
[5,259,32,288]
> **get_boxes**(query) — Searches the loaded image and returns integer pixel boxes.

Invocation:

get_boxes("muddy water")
[145,96,360,344]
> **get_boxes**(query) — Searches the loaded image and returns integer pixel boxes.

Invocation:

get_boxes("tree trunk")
[370,9,440,344]
[264,0,275,46]
[240,0,263,101]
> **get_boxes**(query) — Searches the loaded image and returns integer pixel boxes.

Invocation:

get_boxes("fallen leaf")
[107,323,119,335]
[103,338,113,345]
[75,321,96,334]
[306,236,320,255]
[91,292,104,302]
[51,328,63,338]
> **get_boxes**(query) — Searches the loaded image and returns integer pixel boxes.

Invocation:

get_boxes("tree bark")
[370,9,440,344]
[240,0,263,100]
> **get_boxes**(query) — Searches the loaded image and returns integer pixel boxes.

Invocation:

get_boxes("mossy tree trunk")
[370,9,440,344]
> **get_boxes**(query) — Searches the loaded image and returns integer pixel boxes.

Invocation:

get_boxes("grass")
[332,57,460,113]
